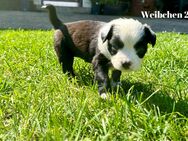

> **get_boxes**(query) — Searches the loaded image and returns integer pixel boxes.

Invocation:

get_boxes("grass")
[0,29,187,140]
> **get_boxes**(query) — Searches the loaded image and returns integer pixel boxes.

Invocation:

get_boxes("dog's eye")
[108,44,118,55]
[111,47,118,55]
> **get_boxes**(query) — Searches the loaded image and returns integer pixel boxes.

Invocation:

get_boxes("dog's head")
[98,18,156,71]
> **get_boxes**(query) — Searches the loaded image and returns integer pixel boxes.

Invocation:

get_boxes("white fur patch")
[111,47,142,71]
[98,18,145,71]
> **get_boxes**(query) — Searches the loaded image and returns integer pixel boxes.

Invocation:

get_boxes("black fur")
[134,39,148,58]
[101,25,114,43]
[144,26,156,47]
[134,27,156,58]
[108,36,124,55]
[92,53,111,94]
[43,5,116,95]
[43,5,156,97]
[43,5,77,76]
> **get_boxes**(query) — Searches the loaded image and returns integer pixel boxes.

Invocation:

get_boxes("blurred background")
[0,0,187,32]
[0,0,187,16]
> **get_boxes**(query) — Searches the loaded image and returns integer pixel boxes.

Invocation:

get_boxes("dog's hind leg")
[61,47,75,77]
[54,30,75,77]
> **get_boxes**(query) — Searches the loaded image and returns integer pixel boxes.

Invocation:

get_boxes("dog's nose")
[122,61,131,69]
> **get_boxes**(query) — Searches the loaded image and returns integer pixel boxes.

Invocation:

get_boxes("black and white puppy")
[43,5,156,99]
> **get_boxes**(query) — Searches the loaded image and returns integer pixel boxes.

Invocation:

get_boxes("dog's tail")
[42,4,63,29]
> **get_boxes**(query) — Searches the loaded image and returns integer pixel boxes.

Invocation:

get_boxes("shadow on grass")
[75,66,188,117]
[74,66,94,86]
[120,80,188,117]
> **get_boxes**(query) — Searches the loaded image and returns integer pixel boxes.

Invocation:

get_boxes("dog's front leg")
[111,70,122,87]
[95,65,110,98]
[92,54,110,99]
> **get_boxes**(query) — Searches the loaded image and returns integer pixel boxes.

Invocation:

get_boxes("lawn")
[0,30,187,140]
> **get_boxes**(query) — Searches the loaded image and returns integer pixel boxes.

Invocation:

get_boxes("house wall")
[0,0,21,10]
[0,0,36,11]
[0,0,87,11]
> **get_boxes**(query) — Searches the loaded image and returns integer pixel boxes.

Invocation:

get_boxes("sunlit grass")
[0,30,187,140]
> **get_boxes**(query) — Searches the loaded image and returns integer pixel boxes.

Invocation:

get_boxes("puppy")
[43,5,156,99]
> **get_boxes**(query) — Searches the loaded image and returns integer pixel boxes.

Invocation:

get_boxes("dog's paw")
[100,93,109,100]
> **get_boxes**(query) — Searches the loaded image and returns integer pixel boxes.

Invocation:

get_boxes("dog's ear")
[101,25,114,43]
[144,24,156,47]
